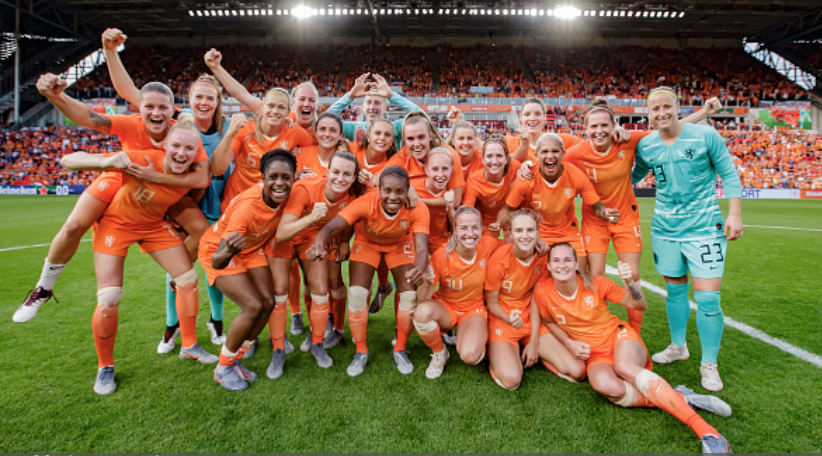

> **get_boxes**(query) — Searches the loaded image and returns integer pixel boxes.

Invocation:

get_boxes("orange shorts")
[350,236,415,269]
[199,243,269,286]
[84,172,123,204]
[93,218,182,257]
[541,230,586,257]
[488,316,550,347]
[428,235,449,258]
[586,321,653,373]
[290,233,340,261]
[582,215,642,255]
[442,300,488,331]
[263,236,297,259]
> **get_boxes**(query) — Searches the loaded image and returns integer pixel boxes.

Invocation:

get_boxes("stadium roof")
[2,1,822,43]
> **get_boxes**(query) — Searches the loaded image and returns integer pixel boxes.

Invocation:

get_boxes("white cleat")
[700,362,724,392]
[425,349,450,379]
[157,325,180,354]
[652,343,689,364]
[13,287,54,323]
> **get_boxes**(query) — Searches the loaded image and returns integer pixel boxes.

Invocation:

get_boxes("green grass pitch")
[1,195,821,452]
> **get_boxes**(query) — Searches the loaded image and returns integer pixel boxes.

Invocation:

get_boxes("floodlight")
[292,4,312,19]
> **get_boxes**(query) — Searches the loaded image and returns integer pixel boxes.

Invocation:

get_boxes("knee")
[63,218,89,240]
[494,368,522,391]
[413,303,435,323]
[613,362,636,381]
[459,344,485,366]
[568,362,587,382]
[590,376,625,399]
[348,286,369,312]
[260,295,276,313]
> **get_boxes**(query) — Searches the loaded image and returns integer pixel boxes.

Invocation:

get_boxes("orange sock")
[92,304,118,368]
[331,290,346,332]
[288,264,301,314]
[218,346,238,366]
[304,292,313,313]
[309,294,330,345]
[416,323,444,353]
[175,281,199,347]
[237,340,254,360]
[637,370,718,438]
[394,308,414,351]
[627,308,644,337]
[349,309,369,353]
[269,298,288,351]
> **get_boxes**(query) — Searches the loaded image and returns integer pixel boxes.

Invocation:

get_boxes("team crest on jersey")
[584,295,595,307]
[400,220,408,229]
[618,151,626,160]
[684,148,695,160]
[480,259,486,269]
[534,266,541,276]
[279,141,289,149]
[563,188,573,198]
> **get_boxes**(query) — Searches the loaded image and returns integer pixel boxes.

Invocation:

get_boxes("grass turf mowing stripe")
[743,225,822,232]
[605,264,822,369]
[0,239,92,253]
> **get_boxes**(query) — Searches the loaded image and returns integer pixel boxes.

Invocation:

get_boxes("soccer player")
[296,112,352,179]
[414,207,502,379]
[485,210,586,390]
[307,166,429,376]
[535,243,732,453]
[327,72,421,147]
[446,120,484,180]
[199,149,297,391]
[60,114,215,395]
[633,87,743,392]
[275,152,365,366]
[412,147,457,256]
[462,136,521,239]
[496,132,620,272]
[14,74,208,323]
[351,117,397,187]
[506,98,582,164]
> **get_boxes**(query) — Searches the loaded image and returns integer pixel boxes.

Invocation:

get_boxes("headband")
[191,81,218,93]
[584,106,615,125]
[426,148,453,163]
[648,87,678,101]
[265,88,291,105]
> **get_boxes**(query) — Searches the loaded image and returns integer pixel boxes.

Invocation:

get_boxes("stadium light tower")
[292,4,313,19]
[554,5,581,19]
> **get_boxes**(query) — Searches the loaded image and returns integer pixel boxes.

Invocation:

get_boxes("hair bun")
[176,112,195,126]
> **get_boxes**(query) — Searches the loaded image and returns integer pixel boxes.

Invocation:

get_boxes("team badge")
[564,188,573,198]
[584,295,595,307]
[400,220,408,229]
[105,236,116,247]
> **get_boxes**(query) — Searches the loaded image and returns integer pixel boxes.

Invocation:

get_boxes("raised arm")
[615,262,648,311]
[61,151,130,171]
[102,28,140,106]
[327,72,370,115]
[204,48,261,113]
[681,97,722,124]
[211,113,246,177]
[37,74,112,134]
[375,73,421,114]
[275,203,328,242]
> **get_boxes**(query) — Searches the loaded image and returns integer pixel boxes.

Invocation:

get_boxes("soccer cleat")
[157,324,180,354]
[310,343,333,369]
[300,331,312,352]
[179,343,218,364]
[206,318,226,345]
[324,314,334,339]
[347,352,369,377]
[244,338,259,359]
[425,349,450,379]
[323,329,344,349]
[266,349,286,379]
[369,282,393,314]
[700,362,724,392]
[284,335,295,354]
[674,385,732,417]
[443,329,457,346]
[13,287,56,323]
[651,343,689,364]
[291,313,304,335]
[93,366,116,395]
[214,364,248,391]
[233,360,258,382]
[701,434,732,453]
[393,350,414,375]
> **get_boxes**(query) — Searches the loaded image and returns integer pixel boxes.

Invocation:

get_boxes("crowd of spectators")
[437,45,534,98]
[344,45,434,97]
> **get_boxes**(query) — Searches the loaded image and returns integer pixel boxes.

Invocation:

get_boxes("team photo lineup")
[3,23,755,452]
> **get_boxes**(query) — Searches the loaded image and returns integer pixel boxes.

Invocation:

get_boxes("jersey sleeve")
[221,204,255,238]
[598,277,628,305]
[231,123,252,155]
[533,283,552,321]
[484,248,508,291]
[108,115,135,138]
[409,203,430,235]
[338,192,372,226]
[283,181,310,217]
[194,144,209,163]
[631,140,652,184]
[327,94,352,116]
[462,177,479,208]
[505,179,529,208]
[428,249,446,286]
[706,128,742,199]
[388,92,421,114]
[292,126,315,148]
[446,147,466,189]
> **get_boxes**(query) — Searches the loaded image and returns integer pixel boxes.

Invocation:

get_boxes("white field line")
[743,225,822,233]
[604,265,822,369]
[0,239,91,253]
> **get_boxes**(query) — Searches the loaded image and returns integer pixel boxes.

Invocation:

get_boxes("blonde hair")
[188,74,225,136]
[401,111,443,149]
[253,88,291,146]
[167,112,199,138]
[535,132,565,152]
[425,146,454,164]
[444,206,482,257]
[446,121,477,150]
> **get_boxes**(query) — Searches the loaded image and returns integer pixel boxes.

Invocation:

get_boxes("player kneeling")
[535,243,732,453]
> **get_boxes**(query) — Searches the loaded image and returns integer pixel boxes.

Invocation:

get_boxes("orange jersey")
[100,148,208,229]
[534,276,628,349]
[565,131,651,221]
[484,244,549,320]
[460,151,484,180]
[506,133,582,163]
[350,143,390,176]
[287,111,317,141]
[430,236,502,311]
[462,160,522,231]
[224,120,313,206]
[339,189,429,246]
[283,176,356,243]
[386,145,465,190]
[411,181,450,249]
[505,163,600,239]
[201,183,286,254]
[296,142,358,178]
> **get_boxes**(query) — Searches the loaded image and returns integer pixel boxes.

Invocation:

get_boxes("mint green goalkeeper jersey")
[632,123,742,242]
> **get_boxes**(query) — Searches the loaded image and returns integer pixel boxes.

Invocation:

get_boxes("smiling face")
[585,111,615,151]
[140,91,175,140]
[261,159,295,208]
[163,129,200,174]
[510,214,538,254]
[482,142,507,178]
[363,94,386,121]
[367,120,393,154]
[548,244,578,282]
[189,84,219,126]
[315,117,342,150]
[454,211,482,251]
[326,155,356,197]
[648,91,679,132]
[452,126,477,162]
[379,174,408,215]
[404,122,432,161]
[519,101,545,136]
[537,137,565,181]
[425,153,453,193]
[260,91,290,132]
[292,85,318,128]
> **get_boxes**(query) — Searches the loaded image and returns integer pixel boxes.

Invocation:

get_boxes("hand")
[447,106,463,124]
[444,190,455,208]
[358,169,375,186]
[406,266,425,287]
[423,264,436,284]
[515,125,529,140]
[613,126,630,144]
[225,231,246,255]
[296,169,317,180]
[517,160,534,180]
[228,113,246,135]
[508,309,524,329]
[603,207,621,224]
[306,243,327,261]
[535,238,549,256]
[348,73,372,99]
[568,340,591,361]
[704,97,722,114]
[521,340,539,368]
[101,28,126,51]
[406,186,419,208]
[310,202,328,222]
[36,73,68,98]
[335,242,350,264]
[725,215,743,240]
[123,155,161,182]
[283,116,294,128]
[488,222,502,237]
[373,74,392,99]
[204,48,222,69]
[617,261,633,283]
[105,152,131,170]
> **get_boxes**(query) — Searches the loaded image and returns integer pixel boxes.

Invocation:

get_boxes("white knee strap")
[97,287,122,307]
[348,286,369,312]
[414,319,438,334]
[311,293,329,305]
[493,375,519,391]
[330,287,346,300]
[614,381,637,407]
[274,295,289,303]
[634,369,660,395]
[398,291,417,312]
[173,268,198,287]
